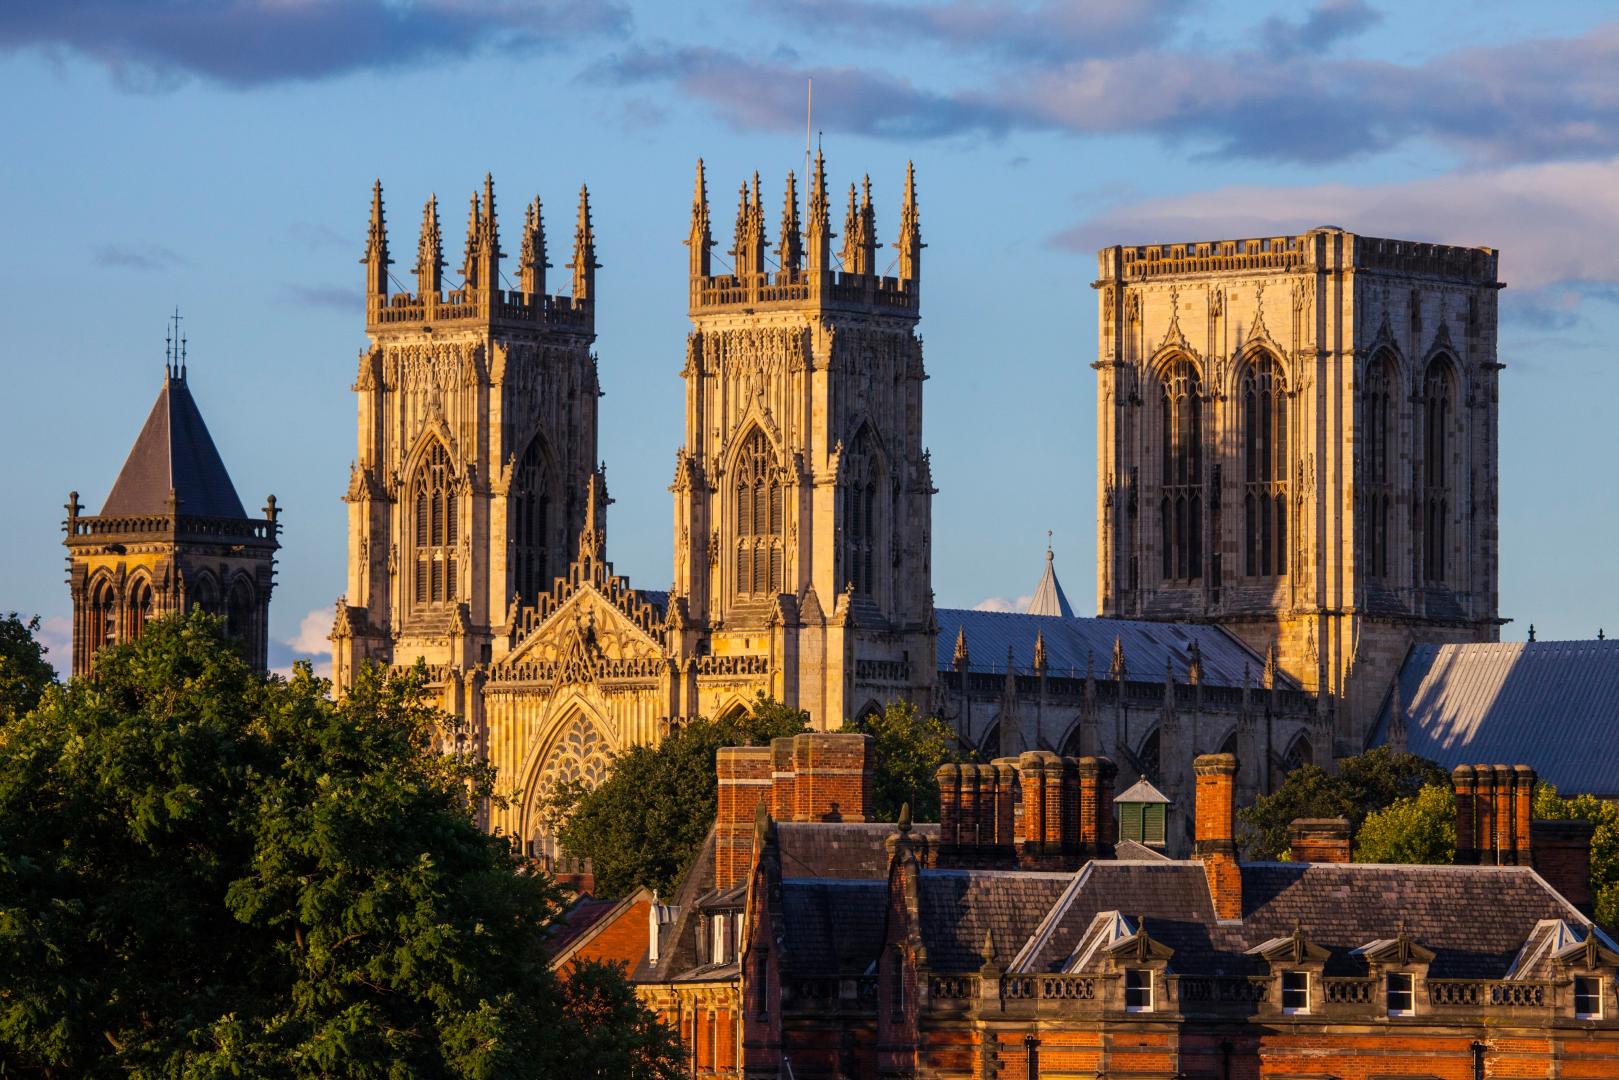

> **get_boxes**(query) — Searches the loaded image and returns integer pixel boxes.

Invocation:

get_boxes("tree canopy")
[1534,782,1619,928]
[840,700,966,823]
[546,695,809,898]
[1237,747,1448,860]
[0,612,679,1079]
[1353,783,1457,865]
[0,612,56,725]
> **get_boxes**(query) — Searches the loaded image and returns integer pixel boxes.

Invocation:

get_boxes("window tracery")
[1157,357,1203,582]
[512,436,553,604]
[734,430,783,597]
[531,714,610,868]
[226,577,255,652]
[1283,735,1313,773]
[410,441,459,605]
[1361,353,1396,580]
[1422,358,1456,585]
[844,428,882,595]
[90,577,116,654]
[1242,355,1289,578]
[127,578,153,642]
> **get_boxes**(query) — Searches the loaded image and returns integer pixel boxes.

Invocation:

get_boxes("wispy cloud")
[972,594,1034,614]
[0,0,631,88]
[1260,0,1381,58]
[270,607,333,679]
[95,242,187,271]
[1054,155,1619,310]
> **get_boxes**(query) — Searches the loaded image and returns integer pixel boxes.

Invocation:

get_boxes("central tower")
[671,155,935,724]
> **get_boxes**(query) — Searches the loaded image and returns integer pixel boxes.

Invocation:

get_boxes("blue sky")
[3,0,1616,675]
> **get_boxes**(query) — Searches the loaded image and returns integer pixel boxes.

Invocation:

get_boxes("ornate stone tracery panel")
[529,711,612,865]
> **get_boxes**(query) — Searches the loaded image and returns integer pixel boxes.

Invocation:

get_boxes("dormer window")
[1125,969,1154,1012]
[711,914,728,964]
[1575,975,1603,1019]
[1386,972,1415,1016]
[1281,970,1310,1014]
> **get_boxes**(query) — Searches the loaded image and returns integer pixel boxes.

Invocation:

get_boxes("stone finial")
[687,158,713,278]
[978,927,999,976]
[1263,642,1279,690]
[518,196,549,297]
[568,184,598,301]
[1386,675,1407,753]
[953,624,969,670]
[1110,634,1126,681]
[896,160,923,281]
[263,494,279,525]
[415,194,443,297]
[1187,640,1202,686]
[363,178,390,298]
[778,169,802,272]
[1528,623,1536,642]
[806,148,831,270]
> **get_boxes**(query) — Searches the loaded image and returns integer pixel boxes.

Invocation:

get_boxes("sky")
[3,0,1616,677]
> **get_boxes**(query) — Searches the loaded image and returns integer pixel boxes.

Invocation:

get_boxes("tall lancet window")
[511,437,553,604]
[1422,357,1456,584]
[1242,355,1289,578]
[1158,357,1203,582]
[844,429,881,595]
[127,578,153,641]
[734,430,783,597]
[411,441,459,605]
[90,577,117,653]
[1361,353,1396,580]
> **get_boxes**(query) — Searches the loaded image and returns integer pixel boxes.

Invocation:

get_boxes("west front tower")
[670,155,936,725]
[332,176,601,709]
[1094,229,1502,752]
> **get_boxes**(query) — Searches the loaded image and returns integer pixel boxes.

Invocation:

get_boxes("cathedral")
[63,161,1509,858]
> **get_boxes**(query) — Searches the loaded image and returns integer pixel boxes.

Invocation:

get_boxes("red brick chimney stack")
[1194,753,1243,921]
[716,746,774,890]
[1452,766,1478,864]
[1530,819,1595,913]
[1288,818,1351,864]
[1453,763,1537,866]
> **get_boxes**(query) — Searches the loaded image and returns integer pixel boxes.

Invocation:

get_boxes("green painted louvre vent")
[1115,777,1172,849]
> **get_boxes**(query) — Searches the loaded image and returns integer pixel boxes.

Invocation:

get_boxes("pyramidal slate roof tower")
[1027,545,1075,618]
[64,313,279,675]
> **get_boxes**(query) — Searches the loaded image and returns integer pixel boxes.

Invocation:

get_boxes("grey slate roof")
[780,880,889,977]
[934,609,1286,690]
[777,822,939,880]
[100,372,247,518]
[1027,548,1075,618]
[1373,640,1619,797]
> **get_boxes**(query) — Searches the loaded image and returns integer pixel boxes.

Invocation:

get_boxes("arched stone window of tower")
[1361,353,1397,581]
[1137,728,1161,787]
[511,436,554,605]
[127,577,153,642]
[90,576,117,654]
[226,577,255,654]
[844,428,883,596]
[193,572,221,618]
[1421,357,1457,585]
[1157,357,1203,582]
[1241,354,1289,578]
[410,441,459,606]
[734,429,783,598]
[1282,733,1313,774]
[530,713,610,870]
[1218,729,1239,757]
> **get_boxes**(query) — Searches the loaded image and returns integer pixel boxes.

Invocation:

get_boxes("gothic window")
[126,578,153,642]
[844,428,882,595]
[531,714,610,870]
[1283,734,1313,773]
[511,436,554,604]
[193,572,220,617]
[1361,353,1396,580]
[1138,729,1161,786]
[90,577,117,654]
[226,577,255,651]
[734,430,783,598]
[1242,355,1289,578]
[1157,357,1203,582]
[1422,358,1456,585]
[410,441,459,606]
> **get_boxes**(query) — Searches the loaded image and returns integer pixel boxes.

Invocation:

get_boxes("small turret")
[568,184,598,302]
[362,179,390,305]
[415,195,443,298]
[687,158,713,279]
[778,170,802,274]
[838,175,879,275]
[461,173,502,295]
[895,160,923,283]
[806,149,832,272]
[518,196,549,297]
[730,173,767,279]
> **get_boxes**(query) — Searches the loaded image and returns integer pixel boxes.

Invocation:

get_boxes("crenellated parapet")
[686,152,921,317]
[1100,229,1500,287]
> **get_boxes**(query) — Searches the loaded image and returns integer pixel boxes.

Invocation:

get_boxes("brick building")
[584,733,1618,1078]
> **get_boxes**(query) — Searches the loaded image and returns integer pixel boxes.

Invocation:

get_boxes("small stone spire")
[839,175,879,274]
[1263,643,1279,690]
[363,179,390,301]
[578,467,608,564]
[953,624,969,671]
[1110,634,1127,681]
[806,148,831,271]
[731,173,767,278]
[1187,640,1203,686]
[895,160,923,282]
[518,196,549,297]
[1387,675,1407,753]
[1033,630,1048,674]
[462,173,501,294]
[687,158,713,279]
[778,170,802,272]
[568,184,598,302]
[460,190,480,286]
[415,194,443,297]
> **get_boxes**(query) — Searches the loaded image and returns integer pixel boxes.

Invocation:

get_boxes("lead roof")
[99,372,247,519]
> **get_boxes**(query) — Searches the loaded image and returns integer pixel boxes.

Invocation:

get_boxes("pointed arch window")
[226,577,255,649]
[1157,357,1203,582]
[90,577,117,654]
[1361,353,1396,580]
[512,436,554,604]
[1137,729,1162,787]
[1283,734,1313,773]
[734,430,783,597]
[411,441,459,605]
[127,578,153,642]
[1242,355,1289,578]
[1422,358,1456,585]
[844,428,882,595]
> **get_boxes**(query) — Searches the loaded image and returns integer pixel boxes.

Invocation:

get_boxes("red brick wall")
[1194,753,1241,920]
[568,898,651,970]
[715,745,772,890]
[787,732,873,822]
[1288,818,1351,863]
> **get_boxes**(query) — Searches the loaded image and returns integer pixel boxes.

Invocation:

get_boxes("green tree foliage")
[1237,748,1448,859]
[547,695,808,898]
[1534,782,1619,928]
[0,611,680,1079]
[841,700,966,823]
[1353,784,1457,864]
[0,612,56,724]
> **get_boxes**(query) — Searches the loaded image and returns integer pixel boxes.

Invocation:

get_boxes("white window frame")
[1574,975,1604,1020]
[1386,971,1415,1016]
[1124,968,1154,1012]
[712,914,727,964]
[1281,970,1310,1014]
